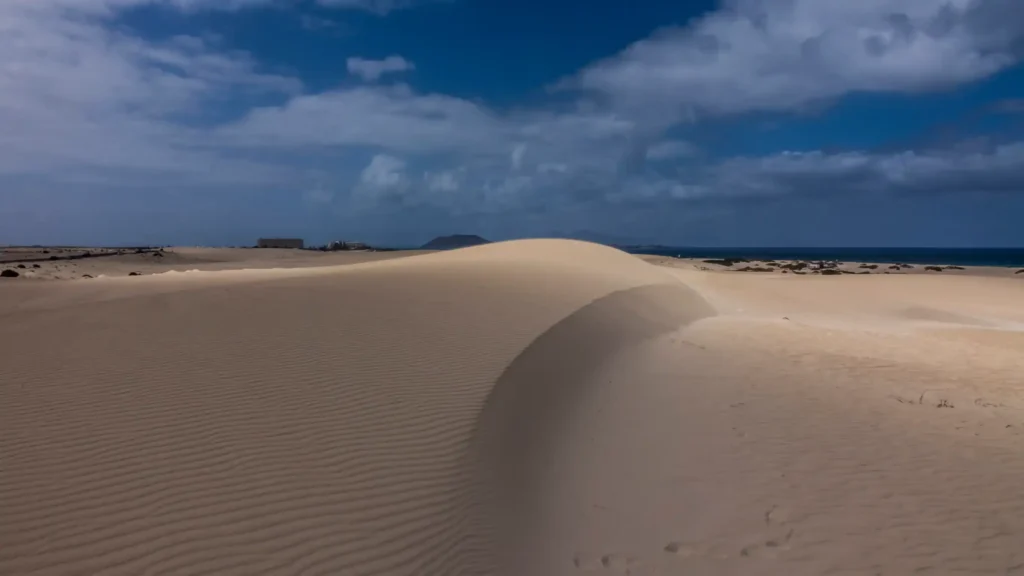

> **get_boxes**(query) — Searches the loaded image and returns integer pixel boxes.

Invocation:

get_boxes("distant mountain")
[420,234,491,250]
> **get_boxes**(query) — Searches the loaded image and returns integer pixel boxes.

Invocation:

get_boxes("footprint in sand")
[891,393,956,409]
[572,554,602,571]
[600,553,639,570]
[663,541,697,558]
[572,553,638,571]
[739,528,795,559]
[765,504,792,527]
[974,398,1007,409]
[890,394,916,405]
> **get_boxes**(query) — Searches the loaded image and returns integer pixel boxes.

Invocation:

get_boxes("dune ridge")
[6,238,1024,575]
[0,240,711,576]
[476,282,715,573]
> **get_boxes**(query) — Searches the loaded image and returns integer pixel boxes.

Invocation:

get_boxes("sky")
[2,0,1024,248]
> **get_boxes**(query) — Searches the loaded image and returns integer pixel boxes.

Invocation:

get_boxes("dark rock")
[779,261,809,271]
[32,264,40,268]
[889,265,901,270]
[735,266,774,272]
[820,269,842,275]
[16,264,26,268]
[82,274,93,279]
[152,252,164,258]
[1016,269,1024,274]
[944,265,965,270]
[42,250,50,254]
[128,272,141,276]
[924,266,943,272]
[49,256,58,261]
[703,258,749,267]
[858,264,878,269]
[1,269,19,278]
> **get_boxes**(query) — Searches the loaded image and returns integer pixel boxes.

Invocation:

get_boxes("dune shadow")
[467,281,715,574]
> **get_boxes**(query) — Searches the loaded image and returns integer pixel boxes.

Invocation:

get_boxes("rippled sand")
[2,240,1023,575]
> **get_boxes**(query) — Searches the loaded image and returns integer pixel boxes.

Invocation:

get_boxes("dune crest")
[7,239,1024,575]
[0,240,711,576]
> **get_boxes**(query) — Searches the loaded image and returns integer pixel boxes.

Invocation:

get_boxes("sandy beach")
[2,239,1024,575]
[0,246,429,281]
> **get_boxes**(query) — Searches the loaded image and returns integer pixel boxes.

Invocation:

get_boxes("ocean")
[625,247,1024,268]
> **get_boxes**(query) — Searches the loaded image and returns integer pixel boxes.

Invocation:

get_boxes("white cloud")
[567,0,1024,126]
[611,143,1024,204]
[300,14,342,31]
[316,0,425,15]
[538,163,568,174]
[304,183,335,204]
[424,170,461,192]
[2,0,1024,241]
[217,84,502,153]
[347,55,415,81]
[0,0,299,182]
[360,154,406,187]
[32,0,429,14]
[348,153,415,210]
[646,140,698,160]
[510,143,527,170]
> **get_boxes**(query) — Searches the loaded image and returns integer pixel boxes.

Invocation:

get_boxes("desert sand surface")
[2,239,1024,575]
[0,246,428,281]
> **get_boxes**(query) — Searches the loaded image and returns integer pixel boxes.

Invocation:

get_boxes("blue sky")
[2,0,1024,247]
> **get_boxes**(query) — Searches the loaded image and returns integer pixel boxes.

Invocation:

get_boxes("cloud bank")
[346,56,416,81]
[2,0,1023,245]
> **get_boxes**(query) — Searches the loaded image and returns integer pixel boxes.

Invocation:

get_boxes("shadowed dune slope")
[476,283,715,574]
[0,240,713,576]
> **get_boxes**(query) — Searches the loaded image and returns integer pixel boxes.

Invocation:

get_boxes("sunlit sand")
[2,240,1023,575]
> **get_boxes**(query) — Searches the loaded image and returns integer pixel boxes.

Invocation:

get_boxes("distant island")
[420,234,491,250]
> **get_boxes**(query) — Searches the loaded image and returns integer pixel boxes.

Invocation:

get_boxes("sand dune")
[0,240,705,575]
[2,239,1024,575]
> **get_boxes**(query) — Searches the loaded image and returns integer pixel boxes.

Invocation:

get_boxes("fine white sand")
[2,239,1023,575]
